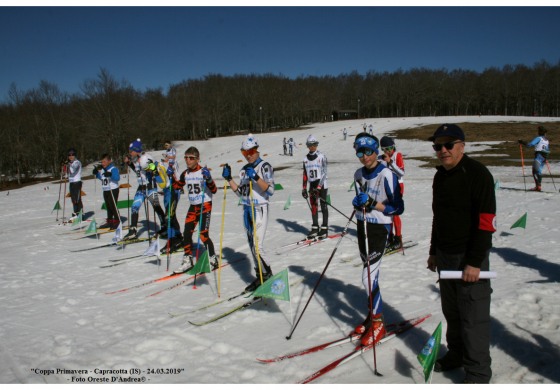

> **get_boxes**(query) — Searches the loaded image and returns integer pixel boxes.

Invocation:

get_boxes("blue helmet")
[353,132,379,154]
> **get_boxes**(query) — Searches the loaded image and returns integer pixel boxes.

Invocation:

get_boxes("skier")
[288,137,294,156]
[379,136,405,251]
[222,134,275,292]
[351,132,404,347]
[301,134,329,239]
[283,137,288,155]
[172,147,219,273]
[66,148,84,221]
[162,140,179,179]
[139,155,183,253]
[93,154,121,229]
[122,139,167,240]
[519,125,550,191]
[343,128,348,140]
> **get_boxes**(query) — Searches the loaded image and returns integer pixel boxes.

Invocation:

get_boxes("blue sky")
[1,5,559,101]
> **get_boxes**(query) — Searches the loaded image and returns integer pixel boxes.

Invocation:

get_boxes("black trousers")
[69,181,83,214]
[103,188,120,221]
[436,249,492,383]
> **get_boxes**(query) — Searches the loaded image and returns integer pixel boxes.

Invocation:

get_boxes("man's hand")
[463,265,481,282]
[427,255,437,272]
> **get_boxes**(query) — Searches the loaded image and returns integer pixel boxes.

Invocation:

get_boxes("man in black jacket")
[426,124,496,384]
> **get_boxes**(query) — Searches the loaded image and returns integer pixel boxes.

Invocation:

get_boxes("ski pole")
[545,161,557,191]
[62,164,68,223]
[318,194,357,226]
[354,181,382,376]
[286,209,356,340]
[249,180,264,287]
[193,180,207,289]
[362,206,382,377]
[217,183,228,298]
[519,144,527,192]
[56,164,64,222]
[165,188,172,272]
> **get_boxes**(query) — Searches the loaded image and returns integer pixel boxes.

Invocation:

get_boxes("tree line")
[1,61,558,185]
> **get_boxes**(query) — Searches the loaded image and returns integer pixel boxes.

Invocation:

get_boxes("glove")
[245,166,259,181]
[310,186,321,197]
[222,163,232,181]
[92,167,98,175]
[201,167,212,182]
[103,171,112,178]
[352,192,377,211]
[166,166,174,176]
[302,188,308,199]
[518,139,526,145]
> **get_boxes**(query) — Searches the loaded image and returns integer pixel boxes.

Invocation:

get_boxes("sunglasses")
[381,146,394,152]
[241,148,258,158]
[432,140,463,152]
[68,153,75,157]
[356,148,375,158]
[184,155,198,161]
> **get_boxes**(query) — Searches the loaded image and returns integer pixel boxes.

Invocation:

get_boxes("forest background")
[1,61,559,186]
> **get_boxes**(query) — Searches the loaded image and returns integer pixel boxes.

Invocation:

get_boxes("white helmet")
[306,134,319,146]
[139,154,155,170]
[241,134,259,151]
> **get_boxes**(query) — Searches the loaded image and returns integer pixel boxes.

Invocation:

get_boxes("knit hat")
[129,138,142,153]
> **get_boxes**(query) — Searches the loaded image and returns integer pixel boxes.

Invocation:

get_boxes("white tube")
[440,271,497,279]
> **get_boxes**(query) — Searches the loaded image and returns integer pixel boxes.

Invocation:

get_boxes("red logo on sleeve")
[479,213,497,232]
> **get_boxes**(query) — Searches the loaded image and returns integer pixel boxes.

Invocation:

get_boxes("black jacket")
[429,155,496,268]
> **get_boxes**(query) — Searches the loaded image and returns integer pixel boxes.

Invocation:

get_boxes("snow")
[1,115,560,387]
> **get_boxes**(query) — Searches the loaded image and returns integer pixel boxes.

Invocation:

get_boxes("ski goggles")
[241,147,259,158]
[381,146,395,152]
[432,140,463,152]
[306,142,319,147]
[355,148,375,158]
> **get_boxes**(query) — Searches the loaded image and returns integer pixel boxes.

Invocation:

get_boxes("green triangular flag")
[283,195,292,210]
[274,183,284,190]
[252,268,290,301]
[85,219,97,235]
[52,200,61,213]
[348,181,355,192]
[72,210,83,226]
[326,194,331,205]
[510,212,527,229]
[187,251,210,275]
[417,321,442,383]
[494,180,501,190]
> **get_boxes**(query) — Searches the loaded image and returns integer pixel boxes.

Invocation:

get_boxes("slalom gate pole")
[217,184,228,298]
[249,180,264,286]
[286,209,356,340]
[193,180,207,289]
[318,194,357,226]
[545,161,557,191]
[519,144,527,192]
[56,164,64,222]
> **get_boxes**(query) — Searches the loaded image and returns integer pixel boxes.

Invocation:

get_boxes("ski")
[276,233,344,254]
[383,240,418,256]
[257,313,431,364]
[188,298,262,326]
[104,268,187,295]
[70,237,151,252]
[186,278,303,325]
[297,313,432,384]
[168,290,249,317]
